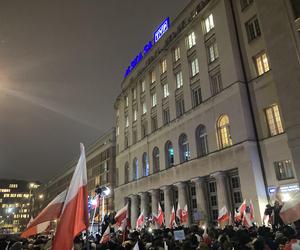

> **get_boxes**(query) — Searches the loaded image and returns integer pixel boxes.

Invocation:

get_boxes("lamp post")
[94,186,111,233]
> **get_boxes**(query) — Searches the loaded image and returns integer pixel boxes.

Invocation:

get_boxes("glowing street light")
[38,194,44,199]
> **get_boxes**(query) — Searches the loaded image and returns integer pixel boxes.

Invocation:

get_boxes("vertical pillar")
[129,194,139,229]
[175,181,190,225]
[192,177,208,223]
[139,192,150,218]
[212,171,230,211]
[162,185,173,226]
[150,189,160,216]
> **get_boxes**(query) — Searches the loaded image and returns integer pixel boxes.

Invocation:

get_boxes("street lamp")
[94,186,111,232]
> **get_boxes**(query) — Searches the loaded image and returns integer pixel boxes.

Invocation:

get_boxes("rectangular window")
[141,121,148,138]
[163,83,169,98]
[163,108,170,125]
[190,58,199,77]
[161,59,167,74]
[255,52,270,76]
[125,95,129,107]
[274,160,294,180]
[208,180,218,222]
[207,41,219,63]
[265,104,284,136]
[141,80,146,93]
[210,71,223,95]
[133,108,137,121]
[124,134,129,149]
[132,88,137,101]
[151,70,156,83]
[246,16,261,42]
[132,129,137,144]
[240,0,254,10]
[187,32,196,49]
[151,92,157,107]
[176,98,185,117]
[125,115,129,128]
[176,71,183,89]
[192,87,202,108]
[151,115,158,132]
[204,14,215,34]
[174,47,181,62]
[142,101,147,114]
[290,0,300,19]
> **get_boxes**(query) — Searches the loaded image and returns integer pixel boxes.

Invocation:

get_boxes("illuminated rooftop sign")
[124,17,170,78]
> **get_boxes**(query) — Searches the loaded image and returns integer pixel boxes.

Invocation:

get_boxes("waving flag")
[280,192,300,224]
[114,203,128,227]
[234,209,242,222]
[100,226,110,244]
[242,211,252,228]
[136,210,144,231]
[238,200,247,217]
[155,203,164,227]
[218,206,229,225]
[176,203,182,223]
[52,144,89,250]
[168,206,176,229]
[181,204,188,224]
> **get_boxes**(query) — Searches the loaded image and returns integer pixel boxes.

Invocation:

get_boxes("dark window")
[246,16,261,42]
[152,147,160,173]
[124,134,129,149]
[290,0,300,19]
[240,0,253,10]
[176,98,185,117]
[274,160,294,180]
[142,153,149,177]
[208,180,218,223]
[133,158,138,180]
[141,121,148,138]
[233,192,242,204]
[230,174,243,210]
[192,87,202,108]
[210,71,223,96]
[191,186,196,196]
[196,125,209,157]
[124,162,129,184]
[163,108,170,125]
[132,129,137,144]
[151,115,158,132]
[179,133,190,163]
[192,199,197,209]
[165,141,174,168]
[209,182,216,193]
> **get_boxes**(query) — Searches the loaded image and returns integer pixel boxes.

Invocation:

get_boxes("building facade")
[114,0,300,227]
[0,180,40,233]
[42,128,116,218]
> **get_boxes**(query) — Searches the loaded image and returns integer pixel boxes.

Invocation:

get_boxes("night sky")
[0,0,189,182]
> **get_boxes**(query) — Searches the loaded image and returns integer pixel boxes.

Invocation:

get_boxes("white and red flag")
[100,226,110,244]
[249,199,255,222]
[284,239,300,250]
[52,143,89,250]
[136,210,144,231]
[238,200,247,217]
[280,192,300,224]
[218,206,229,225]
[155,203,164,227]
[242,211,252,228]
[234,210,242,222]
[114,203,128,227]
[168,206,176,229]
[21,190,67,238]
[181,204,188,224]
[176,203,182,223]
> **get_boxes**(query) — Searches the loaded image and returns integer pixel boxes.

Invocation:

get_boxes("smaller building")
[0,179,40,233]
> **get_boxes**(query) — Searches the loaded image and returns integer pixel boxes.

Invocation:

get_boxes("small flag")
[100,226,110,244]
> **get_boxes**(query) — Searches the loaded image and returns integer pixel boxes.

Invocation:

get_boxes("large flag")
[136,210,144,231]
[242,211,252,228]
[100,226,110,244]
[21,190,67,238]
[249,199,255,222]
[238,200,247,217]
[168,206,176,229]
[218,206,229,225]
[280,192,300,224]
[52,144,89,250]
[181,204,188,224]
[114,203,128,227]
[234,209,242,222]
[176,203,182,223]
[155,203,164,227]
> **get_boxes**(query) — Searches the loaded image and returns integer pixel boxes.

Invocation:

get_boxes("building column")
[139,192,150,218]
[212,171,230,211]
[150,189,160,216]
[175,181,190,225]
[129,194,139,229]
[192,177,208,223]
[162,185,173,226]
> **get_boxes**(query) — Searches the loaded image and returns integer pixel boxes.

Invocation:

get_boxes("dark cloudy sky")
[0,0,189,182]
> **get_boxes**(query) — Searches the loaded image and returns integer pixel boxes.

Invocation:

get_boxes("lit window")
[151,92,157,107]
[142,102,147,114]
[187,32,196,49]
[217,115,232,149]
[132,88,137,101]
[176,71,183,89]
[165,141,174,168]
[4,194,9,197]
[125,115,129,128]
[161,59,167,74]
[150,70,156,83]
[163,83,169,98]
[207,41,219,63]
[190,58,199,77]
[274,160,294,180]
[142,153,149,177]
[174,47,181,62]
[196,124,208,157]
[179,133,190,163]
[204,14,215,34]
[246,16,261,42]
[255,52,270,76]
[9,184,18,188]
[10,194,16,197]
[265,104,284,136]
[133,158,138,180]
[141,80,146,93]
[133,109,137,121]
[125,95,129,107]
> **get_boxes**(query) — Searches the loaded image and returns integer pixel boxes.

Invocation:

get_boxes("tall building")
[114,0,300,227]
[42,128,116,218]
[0,180,40,233]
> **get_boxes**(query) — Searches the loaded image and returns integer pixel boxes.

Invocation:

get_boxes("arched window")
[124,162,129,184]
[217,115,232,149]
[196,125,208,157]
[132,158,138,180]
[142,153,149,177]
[179,133,190,163]
[165,141,174,168]
[152,147,160,173]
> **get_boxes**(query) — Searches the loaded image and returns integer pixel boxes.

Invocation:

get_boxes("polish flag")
[218,206,229,225]
[284,239,300,250]
[136,210,144,231]
[234,210,242,222]
[280,192,300,224]
[181,204,188,224]
[21,190,67,238]
[249,199,255,222]
[168,206,176,229]
[52,144,89,250]
[242,211,252,228]
[155,203,164,227]
[100,226,110,244]
[114,203,128,227]
[176,203,182,223]
[238,200,247,217]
